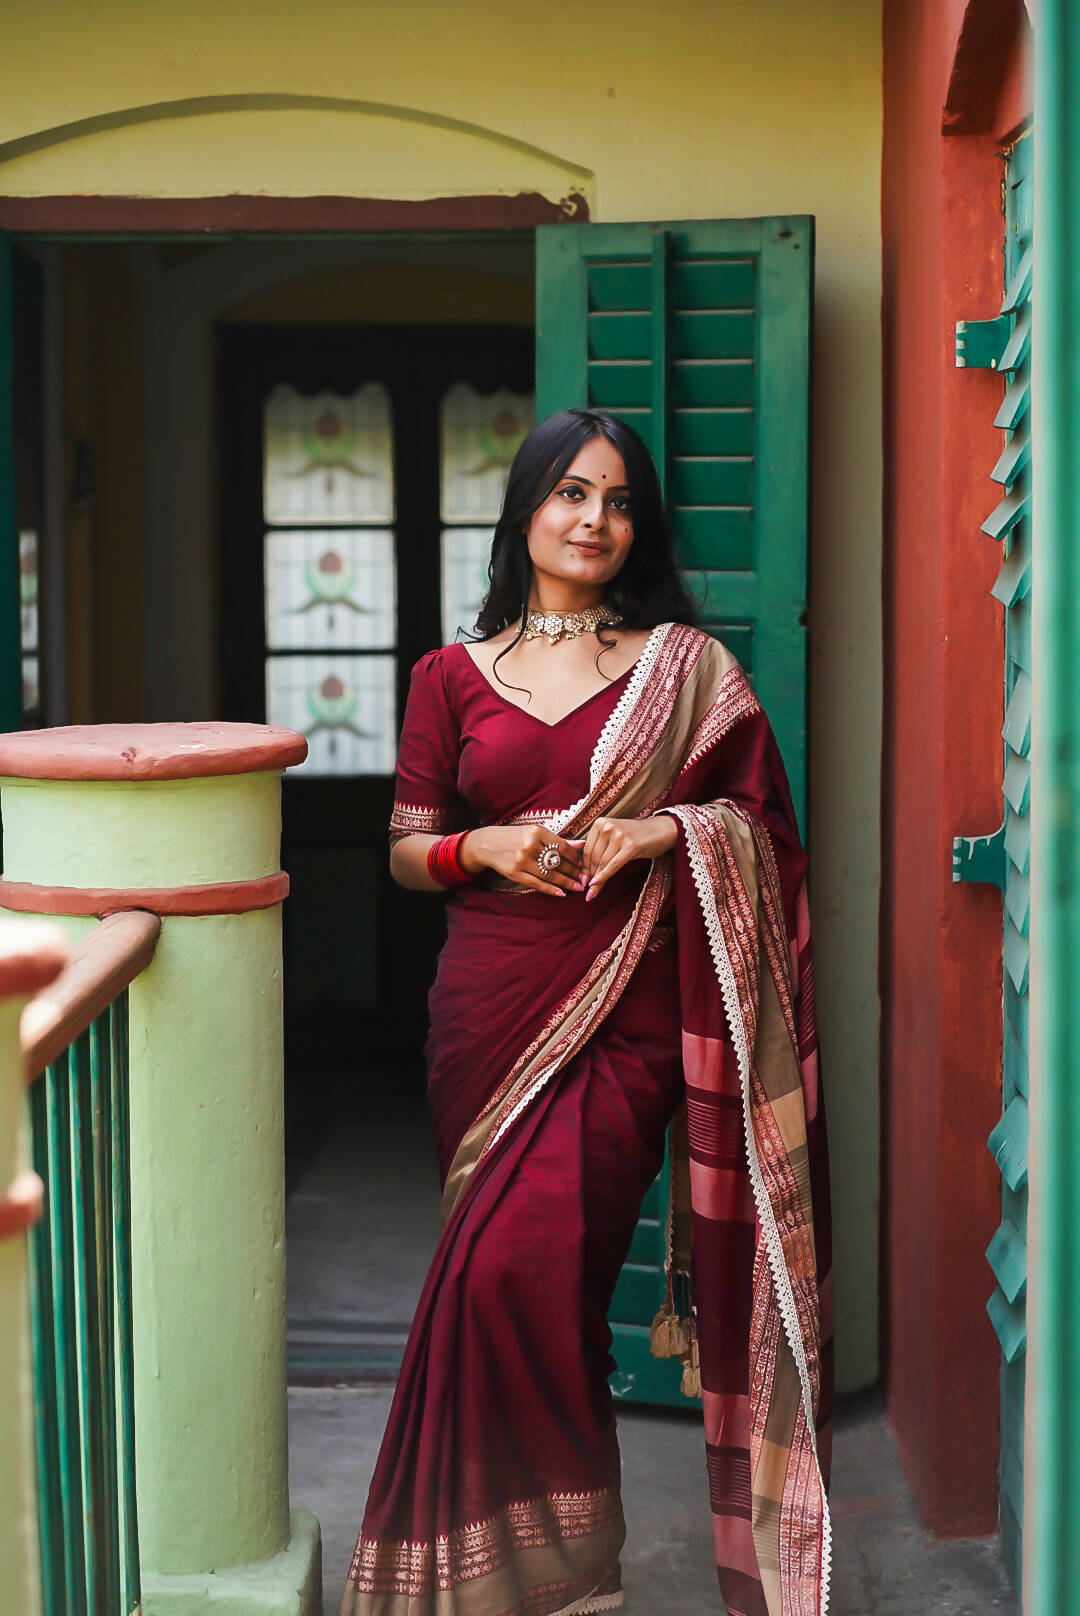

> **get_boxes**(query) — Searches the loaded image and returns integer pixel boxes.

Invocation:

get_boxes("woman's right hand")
[460,824,584,897]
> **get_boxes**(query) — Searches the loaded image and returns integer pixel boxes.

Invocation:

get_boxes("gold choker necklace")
[524,604,624,646]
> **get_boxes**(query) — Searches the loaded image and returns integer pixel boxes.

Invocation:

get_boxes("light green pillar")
[0,723,320,1616]
[0,918,69,1616]
[1029,7,1080,1612]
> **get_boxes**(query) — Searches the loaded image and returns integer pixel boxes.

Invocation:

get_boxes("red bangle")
[427,831,475,887]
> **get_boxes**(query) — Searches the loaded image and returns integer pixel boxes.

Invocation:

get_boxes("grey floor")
[285,1094,1019,1616]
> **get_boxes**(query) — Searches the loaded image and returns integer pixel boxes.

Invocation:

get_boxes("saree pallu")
[341,623,832,1616]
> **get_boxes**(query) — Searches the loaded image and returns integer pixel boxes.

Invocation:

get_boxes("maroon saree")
[340,622,832,1616]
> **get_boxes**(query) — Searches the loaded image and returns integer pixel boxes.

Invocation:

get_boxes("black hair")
[465,408,701,691]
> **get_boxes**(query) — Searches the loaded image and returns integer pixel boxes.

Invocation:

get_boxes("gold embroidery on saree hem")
[389,802,455,844]
[348,1488,620,1596]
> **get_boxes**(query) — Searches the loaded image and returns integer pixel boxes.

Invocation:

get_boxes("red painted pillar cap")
[0,723,308,781]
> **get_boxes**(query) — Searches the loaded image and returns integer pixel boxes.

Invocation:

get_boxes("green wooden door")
[536,218,813,1405]
[953,130,1032,1586]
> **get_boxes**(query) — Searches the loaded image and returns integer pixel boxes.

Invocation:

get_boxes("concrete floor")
[285,1093,1019,1616]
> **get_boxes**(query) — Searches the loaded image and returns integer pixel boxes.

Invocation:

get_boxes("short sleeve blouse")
[388,649,463,845]
[387,642,639,845]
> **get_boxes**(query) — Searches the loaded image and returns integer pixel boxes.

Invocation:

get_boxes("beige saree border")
[663,802,831,1616]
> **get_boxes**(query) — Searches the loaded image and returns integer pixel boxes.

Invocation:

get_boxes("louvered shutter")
[952,130,1032,1586]
[536,218,812,833]
[536,219,813,1405]
[989,135,1033,1589]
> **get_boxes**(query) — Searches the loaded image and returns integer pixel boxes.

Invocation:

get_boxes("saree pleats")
[343,624,832,1616]
[340,941,684,1616]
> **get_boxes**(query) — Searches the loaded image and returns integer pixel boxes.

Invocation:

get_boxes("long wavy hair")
[465,408,701,691]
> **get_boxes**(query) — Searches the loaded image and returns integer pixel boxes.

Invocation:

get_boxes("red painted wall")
[881,0,1031,1535]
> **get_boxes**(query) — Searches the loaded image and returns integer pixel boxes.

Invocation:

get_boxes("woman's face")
[525,435,634,597]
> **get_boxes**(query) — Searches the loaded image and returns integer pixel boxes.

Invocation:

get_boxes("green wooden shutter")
[536,217,812,831]
[536,219,813,1406]
[991,133,1032,1592]
[953,130,1032,1588]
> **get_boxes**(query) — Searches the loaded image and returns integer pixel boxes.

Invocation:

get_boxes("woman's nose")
[583,501,608,530]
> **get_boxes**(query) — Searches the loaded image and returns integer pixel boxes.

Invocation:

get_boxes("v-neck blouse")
[391,641,634,832]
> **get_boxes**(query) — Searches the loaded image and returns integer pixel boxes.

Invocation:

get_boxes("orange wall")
[881,0,1031,1533]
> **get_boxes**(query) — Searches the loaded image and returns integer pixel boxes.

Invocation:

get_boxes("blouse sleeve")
[388,649,462,845]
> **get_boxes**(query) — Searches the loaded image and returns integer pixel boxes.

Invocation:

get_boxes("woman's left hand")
[569,814,678,901]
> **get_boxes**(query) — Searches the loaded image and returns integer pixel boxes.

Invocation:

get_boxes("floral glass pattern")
[263,383,394,525]
[441,527,494,646]
[20,527,39,716]
[266,654,397,777]
[440,385,534,523]
[265,529,395,651]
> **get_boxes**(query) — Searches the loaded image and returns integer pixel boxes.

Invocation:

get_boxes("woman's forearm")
[389,833,447,890]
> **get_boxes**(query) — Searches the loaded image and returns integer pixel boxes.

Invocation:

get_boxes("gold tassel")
[650,1273,689,1359]
[679,1325,701,1400]
[649,1308,689,1359]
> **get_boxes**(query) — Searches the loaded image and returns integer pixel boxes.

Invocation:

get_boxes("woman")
[339,410,832,1616]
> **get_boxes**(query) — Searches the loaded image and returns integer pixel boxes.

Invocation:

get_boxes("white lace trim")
[588,621,673,787]
[544,622,674,835]
[665,805,832,1616]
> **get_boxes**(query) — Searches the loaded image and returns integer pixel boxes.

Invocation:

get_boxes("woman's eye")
[611,496,631,514]
[558,484,583,501]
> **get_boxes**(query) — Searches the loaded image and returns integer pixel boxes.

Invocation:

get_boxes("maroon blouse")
[388,642,636,843]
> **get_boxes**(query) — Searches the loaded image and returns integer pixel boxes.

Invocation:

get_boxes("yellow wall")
[3,0,883,1391]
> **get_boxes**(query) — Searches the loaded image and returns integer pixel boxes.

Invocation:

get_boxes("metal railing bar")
[91,1013,122,1614]
[23,912,161,1081]
[72,1028,106,1608]
[45,1052,88,1615]
[27,1075,63,1613]
[110,991,140,1613]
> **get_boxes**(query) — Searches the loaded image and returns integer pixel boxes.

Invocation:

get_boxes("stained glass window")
[265,529,395,651]
[440,385,533,522]
[440,527,493,645]
[20,528,39,717]
[266,654,397,777]
[439,385,534,643]
[263,384,394,525]
[262,382,397,776]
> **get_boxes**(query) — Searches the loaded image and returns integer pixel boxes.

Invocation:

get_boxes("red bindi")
[601,473,607,480]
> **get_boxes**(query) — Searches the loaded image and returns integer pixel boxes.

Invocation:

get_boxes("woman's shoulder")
[411,642,468,678]
[406,644,469,712]
[661,622,749,677]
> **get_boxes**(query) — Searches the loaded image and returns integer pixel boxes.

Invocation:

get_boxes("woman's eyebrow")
[561,474,630,491]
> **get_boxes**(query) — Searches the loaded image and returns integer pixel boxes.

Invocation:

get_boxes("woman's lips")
[569,540,606,555]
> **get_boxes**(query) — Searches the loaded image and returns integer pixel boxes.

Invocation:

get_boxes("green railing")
[22,911,161,1616]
